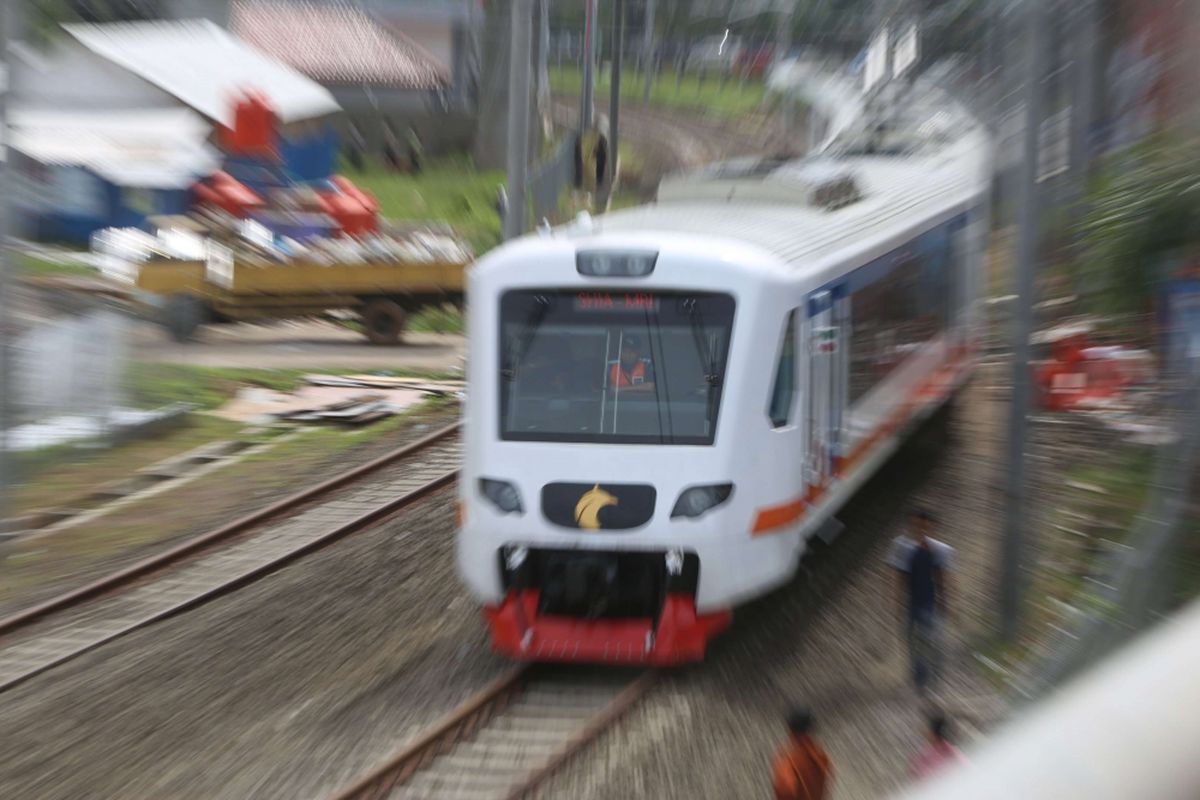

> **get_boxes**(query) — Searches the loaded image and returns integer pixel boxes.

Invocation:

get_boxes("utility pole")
[642,0,656,105]
[609,0,624,189]
[778,2,795,133]
[504,0,533,240]
[0,1,13,528]
[581,0,598,132]
[1001,0,1049,641]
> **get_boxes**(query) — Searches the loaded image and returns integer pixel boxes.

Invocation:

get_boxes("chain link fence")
[1009,370,1200,701]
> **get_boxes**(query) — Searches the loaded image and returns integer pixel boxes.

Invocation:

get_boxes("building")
[11,18,342,241]
[231,0,463,155]
[9,107,220,243]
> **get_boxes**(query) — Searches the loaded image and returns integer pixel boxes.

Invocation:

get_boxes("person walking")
[888,507,954,695]
[910,710,966,780]
[771,707,832,800]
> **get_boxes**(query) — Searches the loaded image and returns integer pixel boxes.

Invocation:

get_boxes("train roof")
[569,81,992,278]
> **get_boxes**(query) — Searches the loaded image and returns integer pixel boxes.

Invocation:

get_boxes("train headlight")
[670,484,734,519]
[480,478,524,515]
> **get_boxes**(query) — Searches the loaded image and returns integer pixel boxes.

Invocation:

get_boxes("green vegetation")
[977,443,1156,684]
[409,303,465,334]
[1079,136,1200,316]
[127,364,312,411]
[13,252,97,279]
[341,155,505,254]
[549,65,771,119]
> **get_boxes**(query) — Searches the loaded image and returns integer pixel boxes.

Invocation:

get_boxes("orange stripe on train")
[749,356,970,538]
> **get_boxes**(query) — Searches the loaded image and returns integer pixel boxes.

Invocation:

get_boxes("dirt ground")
[131,318,466,371]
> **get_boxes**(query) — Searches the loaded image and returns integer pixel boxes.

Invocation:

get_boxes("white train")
[458,93,991,665]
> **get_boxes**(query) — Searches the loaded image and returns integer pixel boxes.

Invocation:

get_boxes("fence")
[1008,369,1200,700]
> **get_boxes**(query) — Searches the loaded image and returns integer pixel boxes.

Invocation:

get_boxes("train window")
[498,290,735,445]
[847,222,955,405]
[768,310,798,428]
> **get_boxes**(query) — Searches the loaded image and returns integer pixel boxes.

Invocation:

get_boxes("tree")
[25,0,160,44]
[1080,136,1200,317]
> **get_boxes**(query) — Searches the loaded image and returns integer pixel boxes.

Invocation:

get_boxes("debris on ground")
[301,373,464,396]
[212,383,435,426]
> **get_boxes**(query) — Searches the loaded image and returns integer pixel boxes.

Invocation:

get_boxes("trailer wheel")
[163,294,207,343]
[361,299,407,345]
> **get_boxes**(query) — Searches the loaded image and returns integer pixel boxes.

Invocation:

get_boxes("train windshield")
[499,290,735,444]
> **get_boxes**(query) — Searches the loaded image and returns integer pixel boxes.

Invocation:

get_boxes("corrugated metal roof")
[232,0,449,89]
[10,107,220,189]
[63,19,341,126]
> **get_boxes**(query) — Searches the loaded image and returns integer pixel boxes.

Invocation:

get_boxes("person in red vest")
[771,707,832,800]
[609,335,655,392]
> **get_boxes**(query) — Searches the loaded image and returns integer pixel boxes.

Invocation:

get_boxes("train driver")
[609,335,656,393]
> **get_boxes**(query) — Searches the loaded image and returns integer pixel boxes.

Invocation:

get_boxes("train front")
[458,231,783,666]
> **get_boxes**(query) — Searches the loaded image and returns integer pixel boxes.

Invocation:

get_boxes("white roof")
[588,130,991,279]
[10,107,220,188]
[63,19,340,126]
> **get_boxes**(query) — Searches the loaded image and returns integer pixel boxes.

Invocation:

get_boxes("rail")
[0,422,462,693]
[332,668,657,800]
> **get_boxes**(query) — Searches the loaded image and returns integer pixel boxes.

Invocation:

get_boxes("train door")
[805,288,845,496]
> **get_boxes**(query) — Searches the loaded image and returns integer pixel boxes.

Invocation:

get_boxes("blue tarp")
[279,123,337,182]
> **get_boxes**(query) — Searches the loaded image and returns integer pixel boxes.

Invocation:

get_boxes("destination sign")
[574,292,661,312]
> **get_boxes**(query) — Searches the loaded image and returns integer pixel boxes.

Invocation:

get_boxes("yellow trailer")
[132,255,466,344]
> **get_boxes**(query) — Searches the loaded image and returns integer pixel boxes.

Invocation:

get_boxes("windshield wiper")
[684,298,721,386]
[502,294,552,381]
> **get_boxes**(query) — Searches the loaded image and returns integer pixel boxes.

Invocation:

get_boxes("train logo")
[574,484,618,529]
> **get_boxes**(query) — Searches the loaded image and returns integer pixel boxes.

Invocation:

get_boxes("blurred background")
[0,1,1197,798]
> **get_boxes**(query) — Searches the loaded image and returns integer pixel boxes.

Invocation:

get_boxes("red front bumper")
[485,590,732,666]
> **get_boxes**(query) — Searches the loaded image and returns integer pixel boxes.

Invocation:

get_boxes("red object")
[331,175,380,214]
[910,740,966,781]
[192,170,264,217]
[219,91,279,159]
[1036,333,1146,411]
[485,590,731,666]
[314,176,380,236]
[736,45,775,78]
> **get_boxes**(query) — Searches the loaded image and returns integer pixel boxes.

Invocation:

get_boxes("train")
[457,85,992,665]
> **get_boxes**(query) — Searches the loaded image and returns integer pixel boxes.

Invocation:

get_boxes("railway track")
[0,422,462,694]
[333,666,656,800]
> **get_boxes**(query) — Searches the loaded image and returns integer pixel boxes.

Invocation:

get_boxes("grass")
[549,65,771,119]
[341,155,505,255]
[8,415,244,517]
[13,252,97,279]
[126,364,315,411]
[409,303,465,334]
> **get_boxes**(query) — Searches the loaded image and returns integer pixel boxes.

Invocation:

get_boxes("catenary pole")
[1000,0,1049,640]
[504,0,533,240]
